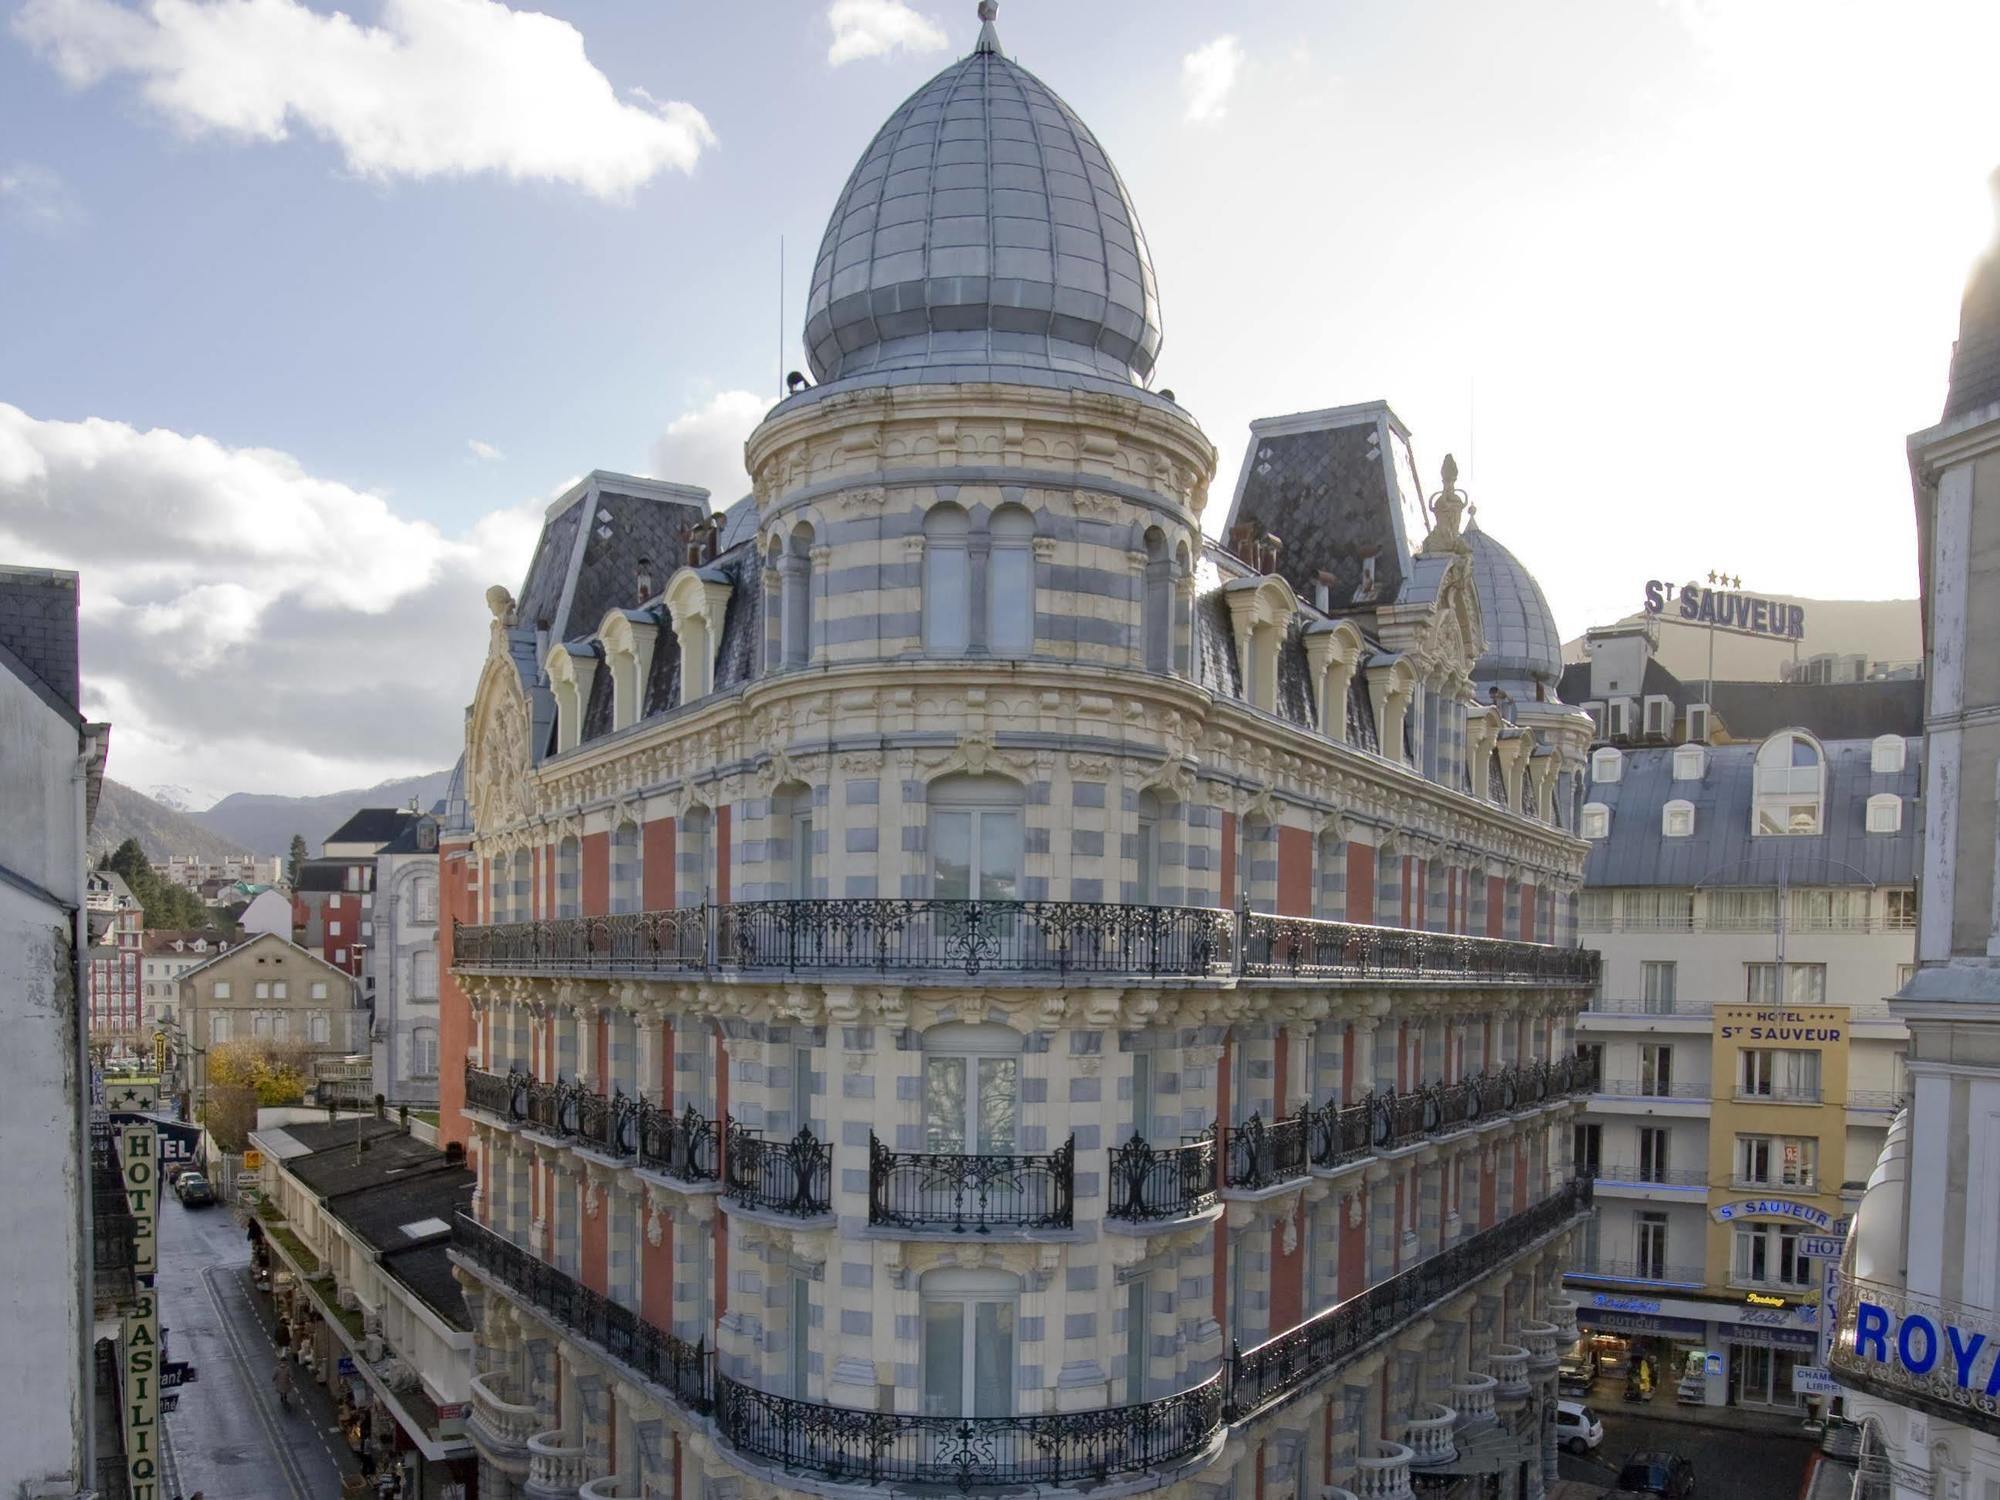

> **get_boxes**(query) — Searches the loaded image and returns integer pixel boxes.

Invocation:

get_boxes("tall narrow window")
[1131,1049,1155,1140]
[679,808,712,908]
[927,776,1023,902]
[923,504,972,655]
[1126,1274,1150,1400]
[1135,791,1162,904]
[987,504,1035,657]
[772,786,814,899]
[920,1269,1017,1419]
[1639,1043,1674,1096]
[1142,528,1171,673]
[783,522,815,667]
[1641,961,1677,1014]
[922,1023,1022,1155]
[1638,1127,1670,1183]
[788,1272,812,1399]
[413,950,438,997]
[1635,1212,1668,1280]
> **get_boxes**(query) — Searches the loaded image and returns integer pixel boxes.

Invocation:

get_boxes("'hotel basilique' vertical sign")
[119,1123,159,1499]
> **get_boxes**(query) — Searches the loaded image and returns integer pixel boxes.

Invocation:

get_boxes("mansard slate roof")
[804,13,1162,389]
[1465,522,1562,700]
[323,806,418,848]
[1580,738,1919,889]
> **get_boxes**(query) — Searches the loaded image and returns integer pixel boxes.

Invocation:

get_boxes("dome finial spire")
[974,0,1000,54]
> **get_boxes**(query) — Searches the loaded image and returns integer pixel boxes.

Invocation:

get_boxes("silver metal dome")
[803,18,1162,387]
[1465,520,1562,699]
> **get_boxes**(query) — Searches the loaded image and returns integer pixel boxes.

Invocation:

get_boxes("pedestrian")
[272,1357,294,1413]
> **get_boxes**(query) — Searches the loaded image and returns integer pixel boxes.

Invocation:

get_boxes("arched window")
[1591,747,1623,784]
[412,876,438,924]
[1866,794,1903,834]
[1142,527,1172,673]
[611,819,642,913]
[1753,730,1825,835]
[1673,745,1707,782]
[772,785,815,898]
[556,835,581,919]
[920,1266,1018,1419]
[923,504,972,655]
[783,522,815,667]
[764,537,785,672]
[1662,799,1695,838]
[926,775,1023,902]
[1871,735,1906,775]
[987,504,1035,657]
[1581,803,1611,840]
[1174,541,1194,676]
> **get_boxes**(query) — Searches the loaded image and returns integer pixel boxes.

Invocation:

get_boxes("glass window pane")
[973,1301,1014,1416]
[933,811,972,900]
[989,547,1032,655]
[1132,1052,1153,1139]
[977,810,1020,900]
[793,812,814,898]
[927,548,971,654]
[922,1301,964,1417]
[926,1057,967,1152]
[977,1057,1018,1154]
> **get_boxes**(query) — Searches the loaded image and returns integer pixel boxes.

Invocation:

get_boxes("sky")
[1,0,1995,805]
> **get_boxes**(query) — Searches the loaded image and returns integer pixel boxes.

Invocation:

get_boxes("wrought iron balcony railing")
[725,1119,832,1219]
[1827,1270,2000,1435]
[1224,1111,1312,1190]
[867,1134,1076,1233]
[453,1212,710,1409]
[1106,1129,1220,1223]
[456,1175,1595,1490]
[1565,1256,1707,1287]
[1586,1163,1709,1187]
[464,1065,720,1186]
[1227,1177,1595,1420]
[454,900,1600,987]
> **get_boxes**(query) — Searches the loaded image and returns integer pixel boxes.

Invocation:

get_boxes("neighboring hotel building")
[294,806,421,989]
[1830,184,2000,1494]
[86,867,144,1041]
[444,15,1604,1500]
[374,811,445,1107]
[1561,631,1919,1409]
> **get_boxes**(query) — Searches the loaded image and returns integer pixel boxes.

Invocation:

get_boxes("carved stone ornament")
[585,1181,603,1220]
[1345,1193,1365,1229]
[470,670,533,833]
[1281,1201,1301,1256]
[646,1206,664,1247]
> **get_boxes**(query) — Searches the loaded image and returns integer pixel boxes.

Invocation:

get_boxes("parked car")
[1554,1400,1603,1454]
[174,1172,216,1208]
[1613,1451,1696,1500]
[1558,1354,1596,1396]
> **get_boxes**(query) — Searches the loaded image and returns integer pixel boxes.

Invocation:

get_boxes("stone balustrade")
[1519,1320,1561,1374]
[469,1370,541,1455]
[1547,1295,1580,1343]
[578,1477,641,1500]
[1487,1344,1531,1400]
[1355,1441,1415,1500]
[1327,1489,1361,1500]
[1451,1372,1499,1430]
[1401,1402,1459,1468]
[526,1432,593,1500]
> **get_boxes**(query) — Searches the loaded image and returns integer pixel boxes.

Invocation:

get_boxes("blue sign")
[1801,1236,1846,1260]
[1589,1293,1663,1314]
[337,1356,358,1377]
[1852,1300,2000,1397]
[1713,1198,1833,1229]
[1645,580,1806,640]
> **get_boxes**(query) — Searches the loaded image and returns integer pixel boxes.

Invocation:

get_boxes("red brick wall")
[581,830,610,916]
[1269,1219,1302,1331]
[438,837,474,1148]
[1486,875,1505,938]
[580,1181,607,1294]
[642,1218,673,1329]
[1220,813,1237,908]
[1276,826,1312,916]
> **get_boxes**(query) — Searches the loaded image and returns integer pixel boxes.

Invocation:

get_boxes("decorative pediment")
[923,728,1033,786]
[467,649,534,835]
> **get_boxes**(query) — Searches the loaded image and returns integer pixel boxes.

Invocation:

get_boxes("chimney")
[636,556,655,605]
[1256,532,1283,575]
[1229,520,1258,563]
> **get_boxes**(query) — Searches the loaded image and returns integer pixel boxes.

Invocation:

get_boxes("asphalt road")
[153,1187,362,1500]
[1557,1405,1817,1500]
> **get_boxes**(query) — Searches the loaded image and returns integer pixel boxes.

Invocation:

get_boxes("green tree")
[287,833,308,886]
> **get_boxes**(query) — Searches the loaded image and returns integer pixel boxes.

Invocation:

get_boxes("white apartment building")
[441,16,1608,1500]
[374,812,444,1106]
[1829,184,2000,1499]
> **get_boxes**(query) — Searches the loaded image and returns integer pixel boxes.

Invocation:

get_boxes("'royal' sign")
[1645,580,1806,641]
[1851,1299,2000,1399]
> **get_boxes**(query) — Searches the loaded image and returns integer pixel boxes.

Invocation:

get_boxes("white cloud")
[826,0,947,66]
[12,0,717,200]
[0,402,546,796]
[467,438,504,461]
[1181,34,1244,124]
[647,389,770,508]
[0,161,80,229]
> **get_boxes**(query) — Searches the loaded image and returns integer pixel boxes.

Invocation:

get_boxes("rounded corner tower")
[802,6,1163,392]
[1465,519,1564,704]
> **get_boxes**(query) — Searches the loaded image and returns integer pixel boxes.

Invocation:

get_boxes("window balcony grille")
[867,1133,1075,1232]
[724,1120,832,1219]
[1827,1270,2000,1436]
[1586,1163,1709,1187]
[463,1064,719,1186]
[1566,1256,1706,1287]
[1105,1129,1220,1223]
[1223,1111,1311,1190]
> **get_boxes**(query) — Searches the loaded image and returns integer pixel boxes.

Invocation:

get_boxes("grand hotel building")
[441,13,1601,1500]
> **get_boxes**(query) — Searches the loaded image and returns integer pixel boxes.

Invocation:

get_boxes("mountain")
[91,779,251,865]
[192,769,456,857]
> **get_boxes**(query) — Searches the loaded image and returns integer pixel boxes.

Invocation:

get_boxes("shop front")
[1723,1319,1819,1411]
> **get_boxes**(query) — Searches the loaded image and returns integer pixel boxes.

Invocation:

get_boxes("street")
[154,1187,363,1500]
[1557,1403,1817,1500]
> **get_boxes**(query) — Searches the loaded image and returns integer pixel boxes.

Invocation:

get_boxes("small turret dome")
[803,4,1162,388]
[1465,520,1563,702]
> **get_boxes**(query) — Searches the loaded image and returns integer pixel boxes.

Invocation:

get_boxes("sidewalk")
[1580,1378,1817,1438]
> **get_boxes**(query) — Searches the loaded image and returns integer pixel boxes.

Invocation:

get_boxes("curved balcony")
[1105,1130,1219,1224]
[725,1121,833,1220]
[712,1366,1225,1489]
[1328,1490,1362,1500]
[1354,1441,1415,1500]
[578,1477,640,1500]
[1519,1320,1561,1374]
[1487,1344,1531,1401]
[1451,1373,1498,1431]
[462,1066,721,1187]
[1223,1111,1310,1191]
[468,1370,540,1468]
[1546,1295,1580,1344]
[525,1432,591,1500]
[1401,1403,1458,1467]
[454,903,1599,989]
[868,1134,1075,1233]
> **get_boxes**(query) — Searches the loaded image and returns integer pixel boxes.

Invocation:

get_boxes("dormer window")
[1643,695,1672,738]
[664,568,734,705]
[598,610,660,731]
[1583,701,1607,738]
[1685,703,1712,744]
[1753,730,1825,835]
[1608,699,1633,739]
[1866,794,1903,834]
[1591,747,1623,784]
[1581,803,1611,840]
[1673,745,1706,782]
[1223,575,1298,715]
[545,642,599,754]
[1663,800,1695,838]
[1871,735,1907,775]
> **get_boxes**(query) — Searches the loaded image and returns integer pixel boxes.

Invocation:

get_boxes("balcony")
[1487,1345,1530,1401]
[1585,1163,1708,1189]
[1519,1320,1561,1374]
[1845,1091,1906,1112]
[454,902,1599,988]
[1451,1373,1498,1431]
[867,1134,1075,1233]
[1546,1296,1581,1344]
[1827,1271,2000,1438]
[1355,1441,1416,1500]
[525,1432,590,1500]
[469,1370,540,1465]
[1224,1112,1311,1191]
[1592,1079,1709,1100]
[1566,1257,1706,1289]
[1105,1130,1219,1225]
[724,1120,832,1220]
[577,1477,640,1500]
[458,1181,1593,1490]
[463,1066,720,1187]
[1735,1085,1823,1105]
[1402,1402,1459,1467]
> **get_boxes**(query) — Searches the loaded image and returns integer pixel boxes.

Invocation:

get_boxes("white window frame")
[1672,745,1706,781]
[1684,703,1712,743]
[1642,694,1672,738]
[1870,735,1906,774]
[922,504,972,656]
[1866,794,1902,834]
[1581,803,1611,840]
[919,1267,1019,1419]
[926,776,1024,903]
[1662,800,1695,838]
[1590,748,1623,784]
